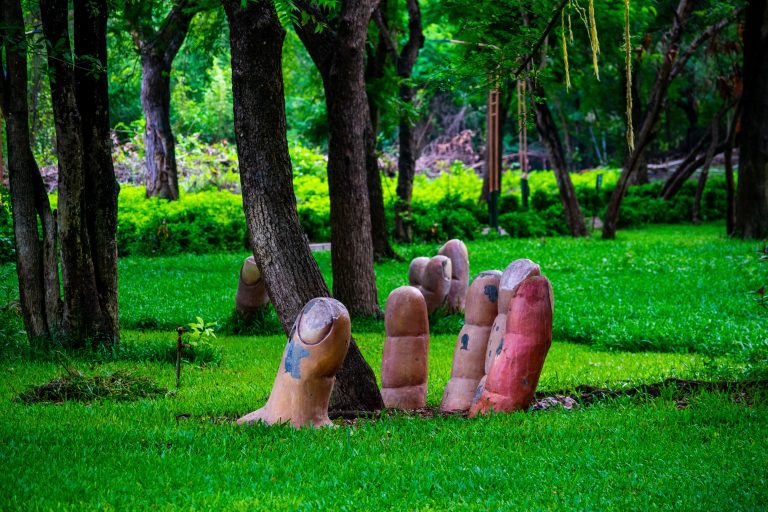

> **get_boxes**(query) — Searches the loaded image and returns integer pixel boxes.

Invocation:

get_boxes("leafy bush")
[0,187,14,264]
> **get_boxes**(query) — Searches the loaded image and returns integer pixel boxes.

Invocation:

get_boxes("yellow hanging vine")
[624,0,634,151]
[562,7,571,91]
[588,0,600,80]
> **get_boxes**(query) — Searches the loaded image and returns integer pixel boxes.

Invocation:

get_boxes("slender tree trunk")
[223,0,383,412]
[603,0,694,239]
[692,119,720,223]
[724,103,741,235]
[40,0,118,345]
[392,0,423,244]
[365,11,397,261]
[528,78,588,237]
[74,0,120,342]
[294,0,381,316]
[125,0,198,201]
[1,0,61,340]
[734,0,768,238]
[394,83,416,243]
[141,56,179,200]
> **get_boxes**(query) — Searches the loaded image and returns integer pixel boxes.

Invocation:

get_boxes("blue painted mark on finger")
[484,285,498,303]
[460,333,469,350]
[284,339,310,379]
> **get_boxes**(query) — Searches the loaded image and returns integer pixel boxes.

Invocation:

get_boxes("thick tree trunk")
[734,0,768,239]
[295,0,381,317]
[528,79,588,237]
[223,0,383,412]
[41,0,118,345]
[141,56,179,200]
[1,0,61,339]
[74,0,120,344]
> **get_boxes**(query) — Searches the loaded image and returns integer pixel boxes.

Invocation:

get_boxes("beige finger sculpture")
[440,270,501,413]
[235,256,270,318]
[469,275,554,416]
[381,286,430,410]
[437,239,469,314]
[238,298,351,428]
[408,255,452,314]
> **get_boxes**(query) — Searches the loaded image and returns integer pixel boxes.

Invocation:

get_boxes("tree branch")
[670,7,744,79]
[513,0,569,77]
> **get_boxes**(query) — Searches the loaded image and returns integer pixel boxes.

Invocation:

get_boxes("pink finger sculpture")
[438,239,470,314]
[235,256,270,317]
[469,275,553,416]
[238,298,351,428]
[483,259,541,376]
[440,270,501,412]
[381,286,430,410]
[408,255,452,314]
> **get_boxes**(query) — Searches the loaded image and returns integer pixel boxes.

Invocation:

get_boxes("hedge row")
[0,167,728,260]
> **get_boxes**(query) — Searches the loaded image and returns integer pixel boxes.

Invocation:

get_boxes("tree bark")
[125,1,197,200]
[223,0,383,412]
[734,0,768,238]
[74,0,121,344]
[294,0,381,316]
[40,0,118,346]
[365,5,398,260]
[528,78,588,237]
[1,0,61,340]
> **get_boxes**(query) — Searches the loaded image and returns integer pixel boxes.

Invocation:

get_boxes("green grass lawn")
[0,223,766,509]
[114,223,766,355]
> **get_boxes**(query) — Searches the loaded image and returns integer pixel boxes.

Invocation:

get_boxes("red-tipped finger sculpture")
[408,255,452,314]
[381,286,430,409]
[483,259,541,376]
[440,270,501,412]
[238,298,351,428]
[469,275,553,416]
[437,239,469,314]
[235,256,270,317]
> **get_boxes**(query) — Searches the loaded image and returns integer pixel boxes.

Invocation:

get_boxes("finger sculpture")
[235,256,270,318]
[469,275,553,416]
[440,270,501,412]
[381,286,430,410]
[238,298,351,428]
[483,259,541,377]
[408,255,452,314]
[438,239,470,314]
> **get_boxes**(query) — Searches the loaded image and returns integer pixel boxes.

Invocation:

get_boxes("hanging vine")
[624,0,635,151]
[562,7,571,90]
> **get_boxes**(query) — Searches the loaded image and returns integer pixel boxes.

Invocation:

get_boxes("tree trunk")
[125,0,198,201]
[1,0,61,340]
[294,0,381,317]
[395,83,416,243]
[724,103,741,235]
[141,56,179,200]
[40,0,118,346]
[602,0,694,239]
[223,0,383,412]
[365,13,397,261]
[74,0,120,344]
[734,0,768,239]
[392,0,423,244]
[528,78,588,237]
[692,119,719,223]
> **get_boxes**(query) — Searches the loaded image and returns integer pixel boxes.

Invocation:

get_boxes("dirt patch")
[17,370,167,404]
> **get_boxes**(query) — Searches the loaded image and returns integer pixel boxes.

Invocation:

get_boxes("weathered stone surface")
[469,275,553,416]
[440,270,501,412]
[235,256,270,316]
[437,239,470,314]
[238,298,351,428]
[381,286,430,410]
[408,255,452,314]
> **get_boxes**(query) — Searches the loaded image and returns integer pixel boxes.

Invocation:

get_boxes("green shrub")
[0,188,14,264]
[499,210,548,238]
